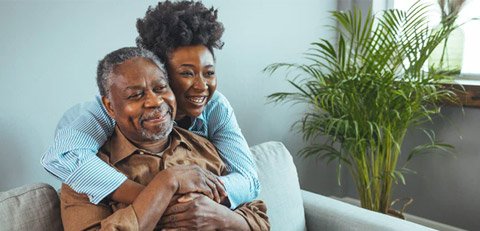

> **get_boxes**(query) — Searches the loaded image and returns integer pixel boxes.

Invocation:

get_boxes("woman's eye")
[180,71,194,77]
[205,71,215,77]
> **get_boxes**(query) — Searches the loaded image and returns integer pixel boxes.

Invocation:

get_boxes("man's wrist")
[155,169,178,193]
[223,208,250,231]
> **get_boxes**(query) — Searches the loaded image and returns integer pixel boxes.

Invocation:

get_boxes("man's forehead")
[112,58,167,83]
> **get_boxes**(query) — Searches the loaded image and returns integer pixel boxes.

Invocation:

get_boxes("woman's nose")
[193,76,208,90]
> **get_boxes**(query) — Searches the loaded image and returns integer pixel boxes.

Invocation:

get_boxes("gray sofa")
[0,141,433,231]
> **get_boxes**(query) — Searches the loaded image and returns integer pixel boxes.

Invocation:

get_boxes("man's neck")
[134,137,170,154]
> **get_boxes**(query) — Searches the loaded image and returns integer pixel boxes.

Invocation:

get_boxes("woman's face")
[168,45,217,119]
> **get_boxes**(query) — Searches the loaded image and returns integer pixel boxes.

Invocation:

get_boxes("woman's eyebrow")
[179,64,195,68]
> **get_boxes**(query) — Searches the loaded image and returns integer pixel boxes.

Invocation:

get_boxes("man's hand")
[168,165,227,203]
[160,193,248,231]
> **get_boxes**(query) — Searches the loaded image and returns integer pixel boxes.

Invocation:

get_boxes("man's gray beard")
[140,120,174,141]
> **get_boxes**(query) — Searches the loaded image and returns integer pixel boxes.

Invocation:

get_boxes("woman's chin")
[186,110,203,118]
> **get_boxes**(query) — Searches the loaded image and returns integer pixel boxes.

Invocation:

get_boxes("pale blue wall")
[0,0,337,193]
[1,0,478,230]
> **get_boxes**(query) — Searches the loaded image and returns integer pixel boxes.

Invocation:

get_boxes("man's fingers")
[177,193,200,203]
[160,211,193,225]
[200,180,214,200]
[164,200,192,216]
[213,176,227,198]
[161,219,193,229]
[207,171,226,196]
[201,170,226,202]
[175,165,226,201]
[162,226,190,230]
[205,178,220,202]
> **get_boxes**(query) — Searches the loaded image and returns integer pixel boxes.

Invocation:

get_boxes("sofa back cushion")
[0,183,62,231]
[251,141,306,231]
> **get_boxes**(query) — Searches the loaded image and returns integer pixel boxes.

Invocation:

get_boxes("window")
[394,0,480,78]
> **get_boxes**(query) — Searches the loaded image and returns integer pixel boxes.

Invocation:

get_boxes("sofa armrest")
[301,190,434,231]
[0,183,62,231]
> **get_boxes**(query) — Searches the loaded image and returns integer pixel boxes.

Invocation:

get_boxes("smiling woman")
[168,45,217,121]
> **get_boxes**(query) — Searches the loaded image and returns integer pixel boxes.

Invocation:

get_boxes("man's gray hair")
[97,47,166,97]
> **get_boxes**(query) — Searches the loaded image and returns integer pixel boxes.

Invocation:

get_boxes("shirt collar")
[106,126,192,165]
[189,113,206,130]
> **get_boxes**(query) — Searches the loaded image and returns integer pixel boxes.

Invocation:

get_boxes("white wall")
[1,0,478,230]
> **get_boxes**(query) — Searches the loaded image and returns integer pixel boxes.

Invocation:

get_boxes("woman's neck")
[175,116,192,129]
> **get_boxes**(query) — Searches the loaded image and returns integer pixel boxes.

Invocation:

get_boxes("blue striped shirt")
[41,91,260,208]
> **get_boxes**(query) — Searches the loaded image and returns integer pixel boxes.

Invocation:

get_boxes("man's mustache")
[139,103,172,124]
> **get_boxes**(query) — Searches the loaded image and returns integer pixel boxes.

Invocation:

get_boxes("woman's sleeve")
[207,93,261,209]
[41,96,127,204]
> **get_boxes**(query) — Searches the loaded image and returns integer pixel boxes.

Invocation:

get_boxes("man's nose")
[144,90,163,108]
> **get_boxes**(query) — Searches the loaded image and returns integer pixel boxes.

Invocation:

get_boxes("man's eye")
[128,92,143,99]
[154,85,167,92]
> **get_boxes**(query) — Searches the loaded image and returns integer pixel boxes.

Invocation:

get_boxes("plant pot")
[387,208,405,219]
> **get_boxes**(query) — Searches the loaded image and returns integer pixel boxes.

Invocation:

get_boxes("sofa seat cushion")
[251,141,306,231]
[0,183,62,231]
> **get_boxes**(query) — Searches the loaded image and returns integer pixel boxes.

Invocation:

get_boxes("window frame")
[390,0,480,108]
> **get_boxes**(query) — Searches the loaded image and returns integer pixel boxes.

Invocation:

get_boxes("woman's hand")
[160,193,249,231]
[167,165,227,203]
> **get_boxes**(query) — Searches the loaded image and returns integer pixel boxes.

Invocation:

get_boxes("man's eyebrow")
[125,86,144,91]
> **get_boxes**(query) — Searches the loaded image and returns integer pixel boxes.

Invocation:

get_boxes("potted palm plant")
[265,2,457,214]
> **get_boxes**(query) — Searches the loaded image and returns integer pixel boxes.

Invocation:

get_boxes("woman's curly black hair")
[136,1,225,64]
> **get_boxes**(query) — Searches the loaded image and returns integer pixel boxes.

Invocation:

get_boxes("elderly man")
[60,47,269,231]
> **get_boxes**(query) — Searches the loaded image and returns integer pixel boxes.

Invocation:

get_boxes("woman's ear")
[102,96,115,119]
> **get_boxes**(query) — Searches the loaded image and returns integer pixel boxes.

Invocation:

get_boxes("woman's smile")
[168,45,217,119]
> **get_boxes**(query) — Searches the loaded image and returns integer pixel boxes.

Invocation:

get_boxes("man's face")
[102,57,176,144]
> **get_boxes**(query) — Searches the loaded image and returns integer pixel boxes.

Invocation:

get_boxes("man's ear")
[102,96,115,119]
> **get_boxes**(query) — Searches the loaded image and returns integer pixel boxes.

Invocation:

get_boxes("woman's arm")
[197,91,261,208]
[41,96,128,204]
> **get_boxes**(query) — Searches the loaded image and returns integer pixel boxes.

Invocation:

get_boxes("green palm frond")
[265,1,457,214]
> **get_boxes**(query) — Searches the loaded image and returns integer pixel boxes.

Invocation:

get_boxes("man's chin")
[141,124,173,141]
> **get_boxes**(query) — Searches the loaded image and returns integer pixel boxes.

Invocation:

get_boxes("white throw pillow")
[251,141,306,231]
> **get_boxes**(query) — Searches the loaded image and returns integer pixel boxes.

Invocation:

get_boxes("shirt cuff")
[65,156,127,204]
[220,172,259,209]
